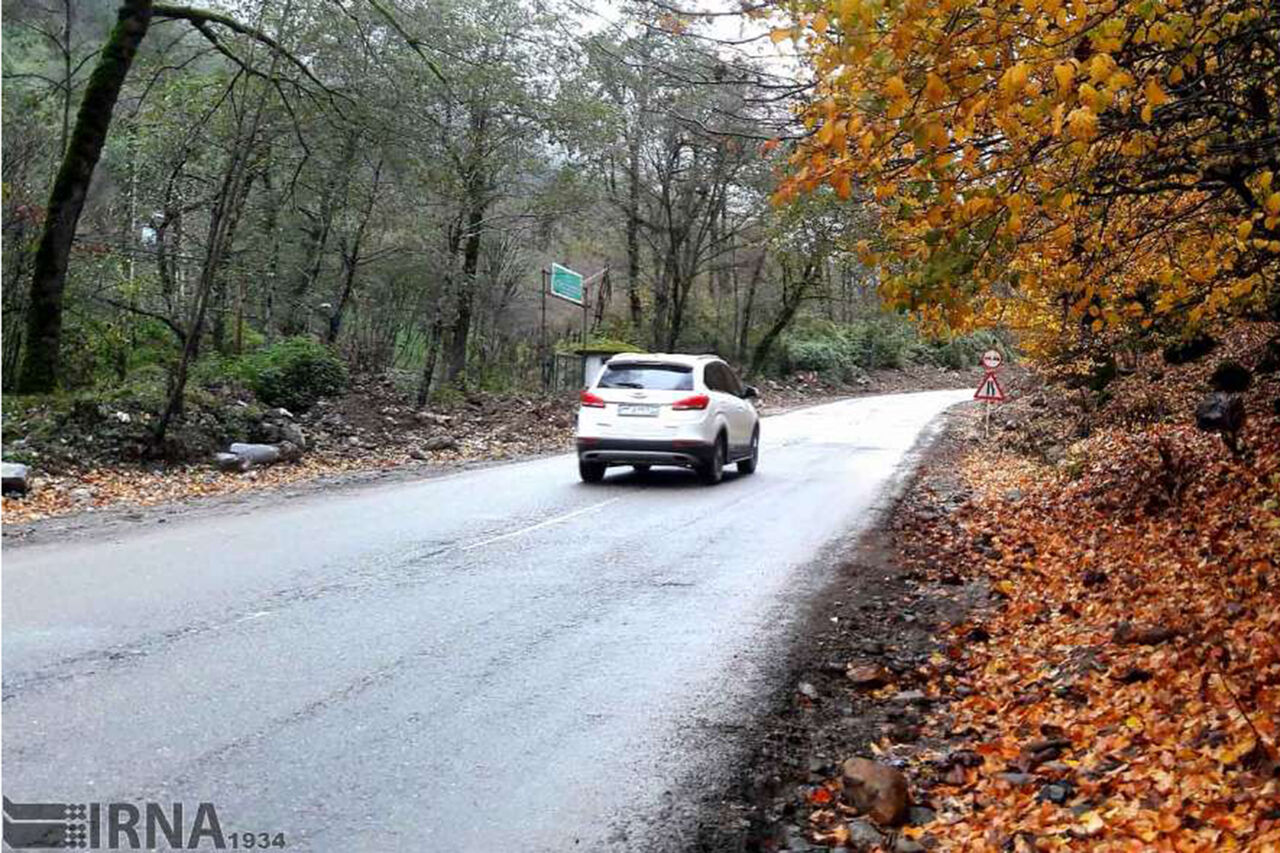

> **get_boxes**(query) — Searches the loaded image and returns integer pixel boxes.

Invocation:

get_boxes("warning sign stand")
[974,359,1005,436]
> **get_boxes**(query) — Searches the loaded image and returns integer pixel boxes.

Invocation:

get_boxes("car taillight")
[671,393,709,410]
[580,390,606,408]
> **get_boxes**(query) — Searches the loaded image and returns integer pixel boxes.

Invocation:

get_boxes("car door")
[701,363,734,446]
[707,362,750,450]
[719,363,755,451]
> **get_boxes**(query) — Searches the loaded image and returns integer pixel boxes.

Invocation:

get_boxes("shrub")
[1162,332,1216,365]
[1209,360,1252,392]
[244,337,347,411]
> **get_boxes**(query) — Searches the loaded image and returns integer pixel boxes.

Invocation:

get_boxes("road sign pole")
[541,268,549,389]
[582,282,589,346]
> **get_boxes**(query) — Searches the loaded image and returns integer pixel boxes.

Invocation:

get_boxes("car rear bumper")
[576,437,714,467]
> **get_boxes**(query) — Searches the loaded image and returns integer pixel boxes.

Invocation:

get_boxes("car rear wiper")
[605,381,645,388]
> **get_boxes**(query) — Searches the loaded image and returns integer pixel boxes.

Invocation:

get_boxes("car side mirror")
[742,385,759,399]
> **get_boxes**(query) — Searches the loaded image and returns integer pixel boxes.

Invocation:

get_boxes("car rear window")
[597,363,693,391]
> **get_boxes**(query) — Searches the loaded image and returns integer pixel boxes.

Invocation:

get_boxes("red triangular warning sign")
[974,370,1005,402]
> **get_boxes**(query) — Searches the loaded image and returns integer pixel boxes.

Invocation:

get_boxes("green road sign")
[549,263,583,304]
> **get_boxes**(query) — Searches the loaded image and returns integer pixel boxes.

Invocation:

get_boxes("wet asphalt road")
[2,390,970,851]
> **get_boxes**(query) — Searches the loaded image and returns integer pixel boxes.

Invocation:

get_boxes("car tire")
[737,428,759,474]
[579,459,607,483]
[698,435,726,485]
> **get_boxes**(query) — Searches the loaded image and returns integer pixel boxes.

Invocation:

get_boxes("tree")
[771,0,1280,357]
[15,0,153,393]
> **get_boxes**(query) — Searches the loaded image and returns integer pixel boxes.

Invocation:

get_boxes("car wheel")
[579,459,606,483]
[698,435,725,485]
[737,428,759,475]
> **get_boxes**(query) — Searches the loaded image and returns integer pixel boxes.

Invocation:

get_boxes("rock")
[1112,621,1178,646]
[1082,569,1108,588]
[846,663,890,688]
[228,442,282,466]
[966,626,991,643]
[70,487,95,502]
[1004,487,1023,501]
[2,462,30,495]
[845,818,885,851]
[113,411,132,423]
[1195,392,1245,435]
[906,805,937,826]
[346,435,363,447]
[946,749,984,768]
[782,825,813,851]
[891,689,928,705]
[998,772,1037,786]
[272,407,295,420]
[895,838,927,853]
[280,421,307,450]
[1114,666,1152,684]
[277,441,303,462]
[423,434,458,451]
[1037,782,1073,805]
[408,448,429,461]
[798,681,819,700]
[841,758,910,826]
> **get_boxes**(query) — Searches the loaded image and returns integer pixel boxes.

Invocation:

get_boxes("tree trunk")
[625,129,643,332]
[749,262,814,379]
[17,0,153,393]
[736,251,764,366]
[443,197,484,387]
[327,157,382,345]
[283,134,356,335]
[416,312,445,407]
[152,165,238,446]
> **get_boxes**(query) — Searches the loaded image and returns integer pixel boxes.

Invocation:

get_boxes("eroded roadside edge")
[690,402,990,853]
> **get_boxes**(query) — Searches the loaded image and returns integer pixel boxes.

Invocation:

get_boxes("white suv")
[575,353,760,484]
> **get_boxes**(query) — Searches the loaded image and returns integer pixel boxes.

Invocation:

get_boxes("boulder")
[2,462,31,495]
[1195,392,1245,435]
[423,434,458,451]
[841,758,910,826]
[846,663,890,688]
[1113,621,1178,646]
[277,441,303,462]
[280,421,307,450]
[845,818,885,851]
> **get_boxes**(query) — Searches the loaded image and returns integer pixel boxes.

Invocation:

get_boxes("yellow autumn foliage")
[769,0,1280,359]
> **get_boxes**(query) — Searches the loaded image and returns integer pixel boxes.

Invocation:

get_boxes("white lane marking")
[459,496,623,552]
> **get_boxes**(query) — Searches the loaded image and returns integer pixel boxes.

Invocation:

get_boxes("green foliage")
[566,337,640,355]
[240,337,347,412]
[776,316,1008,380]
[430,386,465,407]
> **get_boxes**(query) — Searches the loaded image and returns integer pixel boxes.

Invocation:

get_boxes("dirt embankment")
[700,323,1279,852]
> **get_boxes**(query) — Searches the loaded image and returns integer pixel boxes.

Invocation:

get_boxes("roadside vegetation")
[3,0,1278,845]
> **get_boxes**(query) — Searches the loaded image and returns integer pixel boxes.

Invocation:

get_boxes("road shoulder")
[693,404,988,851]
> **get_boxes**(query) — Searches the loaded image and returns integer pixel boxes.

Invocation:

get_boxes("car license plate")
[618,404,658,417]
